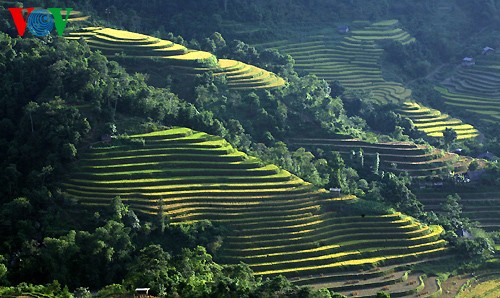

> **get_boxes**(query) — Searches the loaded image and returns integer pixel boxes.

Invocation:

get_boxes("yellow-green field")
[62,127,450,295]
[215,59,286,89]
[398,102,479,140]
[66,27,285,90]
[456,273,500,298]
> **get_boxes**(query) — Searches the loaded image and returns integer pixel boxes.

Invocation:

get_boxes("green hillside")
[416,191,500,232]
[2,1,500,296]
[67,27,285,90]
[63,127,449,295]
[288,137,471,178]
[436,51,500,125]
[398,102,479,140]
[255,20,413,104]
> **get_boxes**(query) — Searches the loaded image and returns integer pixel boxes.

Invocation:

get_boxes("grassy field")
[62,127,450,295]
[66,27,285,90]
[254,20,414,104]
[288,137,471,178]
[398,102,479,140]
[436,52,500,125]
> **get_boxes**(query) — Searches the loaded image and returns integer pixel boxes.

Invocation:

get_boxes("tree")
[111,196,128,221]
[1,164,21,198]
[358,148,364,168]
[441,194,463,229]
[124,245,175,296]
[62,143,77,161]
[380,173,423,217]
[96,284,128,298]
[40,231,79,286]
[326,151,347,190]
[373,152,380,175]
[376,292,391,298]
[73,287,92,298]
[392,126,405,140]
[25,101,39,134]
[213,263,258,297]
[175,246,222,297]
[0,255,7,285]
[210,32,226,49]
[443,128,457,150]
[158,198,166,233]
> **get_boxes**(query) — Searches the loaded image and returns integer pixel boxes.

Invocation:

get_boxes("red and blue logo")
[8,8,73,37]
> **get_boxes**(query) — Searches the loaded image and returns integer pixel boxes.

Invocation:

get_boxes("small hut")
[337,25,349,34]
[462,57,475,67]
[135,288,150,297]
[482,47,495,55]
[329,188,341,197]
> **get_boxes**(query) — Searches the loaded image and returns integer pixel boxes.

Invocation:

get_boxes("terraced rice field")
[67,27,214,67]
[456,271,500,298]
[255,20,414,103]
[62,10,90,23]
[415,191,500,232]
[63,127,449,294]
[66,27,285,90]
[398,102,479,140]
[436,52,500,124]
[288,137,470,178]
[215,59,286,89]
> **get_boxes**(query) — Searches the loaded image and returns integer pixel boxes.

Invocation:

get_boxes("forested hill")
[64,0,500,39]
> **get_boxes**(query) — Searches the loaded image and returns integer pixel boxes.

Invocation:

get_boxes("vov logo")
[8,8,73,37]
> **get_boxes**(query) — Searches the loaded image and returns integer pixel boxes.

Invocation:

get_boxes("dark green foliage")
[0,281,72,298]
[441,194,463,227]
[443,128,458,150]
[428,193,496,265]
[380,173,424,217]
[0,255,6,286]
[376,291,391,298]
[95,284,127,298]
[249,142,329,186]
[381,40,433,81]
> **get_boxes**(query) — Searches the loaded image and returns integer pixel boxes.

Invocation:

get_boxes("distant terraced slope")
[436,51,500,124]
[255,20,413,103]
[63,9,90,23]
[399,102,479,140]
[456,271,500,298]
[215,59,286,90]
[67,27,285,90]
[416,191,500,232]
[288,138,470,178]
[63,127,449,295]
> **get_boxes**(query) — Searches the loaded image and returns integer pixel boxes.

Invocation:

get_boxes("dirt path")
[407,63,449,86]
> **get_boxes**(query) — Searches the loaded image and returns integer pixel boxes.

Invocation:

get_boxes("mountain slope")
[288,137,471,178]
[62,127,449,295]
[67,27,285,90]
[436,51,500,125]
[254,20,414,104]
